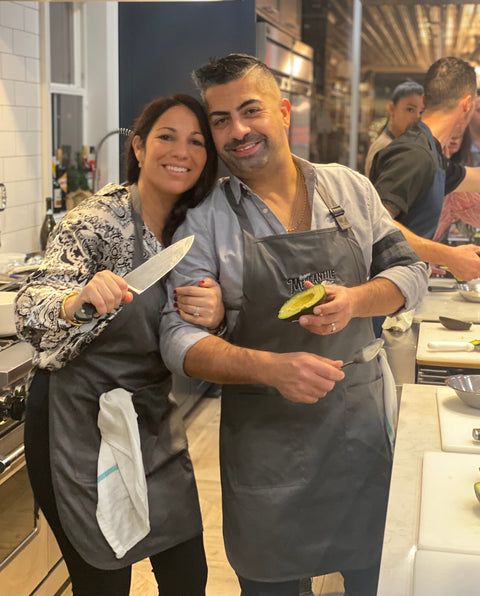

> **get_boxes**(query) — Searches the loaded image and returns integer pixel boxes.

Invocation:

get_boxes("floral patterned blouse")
[15,184,162,371]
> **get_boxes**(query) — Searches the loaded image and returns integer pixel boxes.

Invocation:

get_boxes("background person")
[364,79,424,177]
[161,53,428,596]
[15,94,223,596]
[370,56,480,282]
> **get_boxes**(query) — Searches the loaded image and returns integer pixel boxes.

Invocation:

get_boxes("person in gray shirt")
[161,54,428,596]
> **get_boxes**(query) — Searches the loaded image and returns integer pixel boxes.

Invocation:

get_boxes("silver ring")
[331,322,336,333]
[194,306,200,318]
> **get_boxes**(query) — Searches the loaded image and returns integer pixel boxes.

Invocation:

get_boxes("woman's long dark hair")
[125,94,217,246]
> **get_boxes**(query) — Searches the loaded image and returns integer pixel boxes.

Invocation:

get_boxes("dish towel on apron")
[96,387,150,558]
[379,349,398,454]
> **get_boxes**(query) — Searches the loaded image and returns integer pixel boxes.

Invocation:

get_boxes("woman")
[15,95,222,596]
[365,79,424,177]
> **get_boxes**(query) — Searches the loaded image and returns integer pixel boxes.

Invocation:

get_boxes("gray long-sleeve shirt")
[160,158,428,375]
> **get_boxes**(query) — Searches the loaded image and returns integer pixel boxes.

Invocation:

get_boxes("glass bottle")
[40,197,56,250]
[52,157,62,213]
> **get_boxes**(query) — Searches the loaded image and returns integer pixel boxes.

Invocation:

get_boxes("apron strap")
[224,181,255,236]
[315,179,352,232]
[129,183,146,267]
[225,174,353,234]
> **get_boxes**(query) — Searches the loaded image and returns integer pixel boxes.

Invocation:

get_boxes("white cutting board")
[416,322,480,367]
[418,451,480,555]
[413,549,480,596]
[437,387,480,453]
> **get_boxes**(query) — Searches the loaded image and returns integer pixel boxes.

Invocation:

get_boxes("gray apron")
[221,180,392,582]
[398,121,446,239]
[48,187,202,569]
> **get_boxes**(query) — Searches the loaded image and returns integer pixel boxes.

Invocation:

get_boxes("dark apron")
[399,121,446,239]
[221,180,392,582]
[47,186,202,569]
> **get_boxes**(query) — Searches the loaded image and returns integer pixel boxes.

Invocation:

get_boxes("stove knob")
[11,386,26,421]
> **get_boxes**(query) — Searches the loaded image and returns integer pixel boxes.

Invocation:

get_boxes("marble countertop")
[377,383,441,596]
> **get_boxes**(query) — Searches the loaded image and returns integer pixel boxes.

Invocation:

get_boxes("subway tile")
[2,52,26,81]
[1,223,42,253]
[0,2,24,31]
[25,57,39,83]
[0,79,15,106]
[0,158,4,182]
[0,105,28,131]
[14,80,40,107]
[13,29,38,59]
[24,6,39,35]
[3,154,41,182]
[15,130,41,157]
[0,27,13,55]
[2,178,42,208]
[26,106,40,131]
[0,132,16,157]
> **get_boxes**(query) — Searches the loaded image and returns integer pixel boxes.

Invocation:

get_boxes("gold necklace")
[286,165,308,233]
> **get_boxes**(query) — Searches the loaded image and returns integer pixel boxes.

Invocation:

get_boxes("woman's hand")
[174,277,225,330]
[62,270,134,322]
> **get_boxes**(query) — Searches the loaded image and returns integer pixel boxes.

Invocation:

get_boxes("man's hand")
[263,351,344,403]
[298,285,354,335]
[442,243,480,281]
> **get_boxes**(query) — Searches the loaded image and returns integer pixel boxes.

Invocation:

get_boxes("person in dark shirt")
[370,57,480,282]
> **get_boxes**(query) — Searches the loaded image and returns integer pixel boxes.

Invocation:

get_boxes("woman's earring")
[139,161,143,168]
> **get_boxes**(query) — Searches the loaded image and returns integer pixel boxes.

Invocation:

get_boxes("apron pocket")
[132,383,188,476]
[221,387,307,489]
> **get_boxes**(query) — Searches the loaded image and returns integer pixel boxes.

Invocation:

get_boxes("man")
[370,57,480,282]
[364,79,424,177]
[468,92,480,166]
[161,54,428,596]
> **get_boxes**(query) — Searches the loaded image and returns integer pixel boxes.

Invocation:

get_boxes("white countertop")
[414,282,480,323]
[377,383,441,596]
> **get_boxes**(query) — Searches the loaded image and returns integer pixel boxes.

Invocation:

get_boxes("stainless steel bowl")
[458,280,480,303]
[446,375,480,409]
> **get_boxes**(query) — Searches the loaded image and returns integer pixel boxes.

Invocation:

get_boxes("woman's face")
[134,105,207,198]
[388,94,424,137]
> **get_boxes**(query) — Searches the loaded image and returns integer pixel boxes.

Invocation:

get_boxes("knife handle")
[427,341,474,351]
[74,302,96,324]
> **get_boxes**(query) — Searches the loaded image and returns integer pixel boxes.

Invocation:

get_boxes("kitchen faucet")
[93,128,132,192]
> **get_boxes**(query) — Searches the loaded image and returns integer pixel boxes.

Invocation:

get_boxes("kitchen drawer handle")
[0,444,25,474]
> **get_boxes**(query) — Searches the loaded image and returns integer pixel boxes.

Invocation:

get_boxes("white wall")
[0,0,43,253]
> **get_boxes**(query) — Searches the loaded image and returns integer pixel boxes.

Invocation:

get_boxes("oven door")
[0,421,68,596]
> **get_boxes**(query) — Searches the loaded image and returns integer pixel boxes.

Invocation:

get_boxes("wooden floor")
[130,396,345,596]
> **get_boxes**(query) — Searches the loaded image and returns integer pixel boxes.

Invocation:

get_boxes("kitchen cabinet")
[256,0,302,40]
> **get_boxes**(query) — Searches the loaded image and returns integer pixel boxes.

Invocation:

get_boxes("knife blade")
[427,341,480,352]
[74,235,194,323]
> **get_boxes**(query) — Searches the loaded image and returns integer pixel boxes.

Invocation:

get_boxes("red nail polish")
[173,289,177,295]
[174,301,178,308]
[176,309,180,315]
[199,280,205,286]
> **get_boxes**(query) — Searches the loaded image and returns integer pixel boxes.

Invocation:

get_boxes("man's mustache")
[224,134,266,152]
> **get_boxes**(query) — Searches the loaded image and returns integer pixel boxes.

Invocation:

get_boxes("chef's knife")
[74,235,194,323]
[427,340,480,352]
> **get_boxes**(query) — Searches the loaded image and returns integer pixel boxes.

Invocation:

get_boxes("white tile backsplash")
[0,131,16,157]
[13,29,38,59]
[0,2,24,31]
[24,6,39,36]
[15,130,40,156]
[3,178,42,207]
[0,105,28,131]
[0,27,14,55]
[1,52,25,81]
[0,79,16,106]
[25,56,39,83]
[4,155,41,183]
[26,106,40,131]
[14,80,40,107]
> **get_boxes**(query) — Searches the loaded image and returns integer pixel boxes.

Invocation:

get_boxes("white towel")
[382,308,415,333]
[96,388,150,559]
[379,348,398,455]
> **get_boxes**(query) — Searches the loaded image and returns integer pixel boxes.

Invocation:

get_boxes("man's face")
[205,73,291,178]
[469,96,480,135]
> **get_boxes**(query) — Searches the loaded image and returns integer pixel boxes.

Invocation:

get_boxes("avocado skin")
[278,285,327,321]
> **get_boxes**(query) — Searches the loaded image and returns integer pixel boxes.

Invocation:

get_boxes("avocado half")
[278,284,327,321]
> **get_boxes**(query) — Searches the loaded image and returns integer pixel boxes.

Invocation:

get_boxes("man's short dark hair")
[192,53,278,98]
[424,57,476,111]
